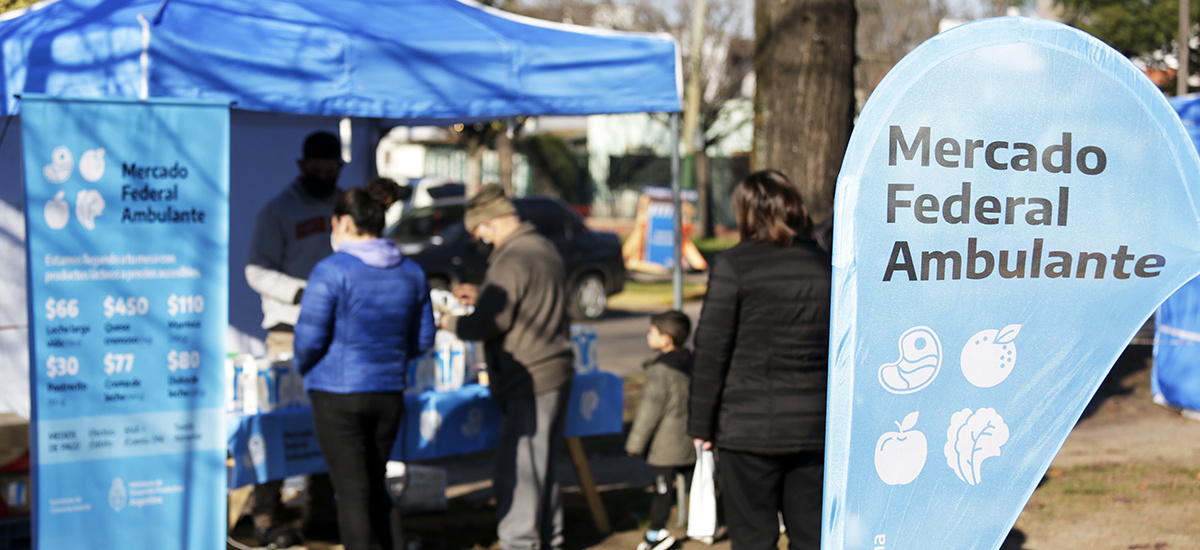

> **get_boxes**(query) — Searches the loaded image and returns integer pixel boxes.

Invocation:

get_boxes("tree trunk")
[497,127,515,195]
[466,141,484,197]
[753,0,856,225]
[696,150,713,238]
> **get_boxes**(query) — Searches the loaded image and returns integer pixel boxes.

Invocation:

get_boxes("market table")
[225,370,624,531]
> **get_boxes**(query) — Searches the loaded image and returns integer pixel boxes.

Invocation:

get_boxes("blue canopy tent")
[1153,94,1200,415]
[0,0,682,417]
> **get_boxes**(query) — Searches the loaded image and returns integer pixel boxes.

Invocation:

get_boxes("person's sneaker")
[254,525,302,549]
[637,529,676,550]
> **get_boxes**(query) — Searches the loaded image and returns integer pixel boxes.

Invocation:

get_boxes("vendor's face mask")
[300,158,342,198]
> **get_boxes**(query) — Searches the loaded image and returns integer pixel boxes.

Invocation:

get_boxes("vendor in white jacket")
[243,130,343,547]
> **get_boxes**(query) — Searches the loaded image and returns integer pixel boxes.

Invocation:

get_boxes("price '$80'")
[168,350,200,372]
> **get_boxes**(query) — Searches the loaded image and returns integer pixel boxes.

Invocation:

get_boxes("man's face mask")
[300,158,342,198]
[471,222,495,255]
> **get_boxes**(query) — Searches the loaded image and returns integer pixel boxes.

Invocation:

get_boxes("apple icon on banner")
[44,190,69,229]
[960,325,1021,388]
[79,148,105,182]
[874,411,927,485]
[43,146,72,184]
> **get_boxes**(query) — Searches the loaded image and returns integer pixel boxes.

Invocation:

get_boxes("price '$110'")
[167,294,204,316]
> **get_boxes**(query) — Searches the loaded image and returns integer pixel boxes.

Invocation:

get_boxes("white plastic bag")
[686,444,719,543]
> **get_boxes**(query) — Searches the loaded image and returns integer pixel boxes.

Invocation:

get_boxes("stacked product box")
[225,354,309,415]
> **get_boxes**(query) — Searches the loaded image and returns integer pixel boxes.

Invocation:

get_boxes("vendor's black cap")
[303,131,341,160]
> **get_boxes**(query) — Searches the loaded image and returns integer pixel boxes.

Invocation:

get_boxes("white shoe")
[640,529,675,550]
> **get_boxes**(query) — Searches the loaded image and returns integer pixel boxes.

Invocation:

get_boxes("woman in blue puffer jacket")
[294,184,436,550]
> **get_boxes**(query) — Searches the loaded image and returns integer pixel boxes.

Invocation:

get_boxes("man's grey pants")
[494,380,572,550]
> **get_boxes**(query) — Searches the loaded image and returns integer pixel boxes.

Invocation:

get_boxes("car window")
[518,200,572,241]
[389,204,466,243]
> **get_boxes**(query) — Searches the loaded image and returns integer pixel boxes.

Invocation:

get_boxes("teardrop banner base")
[823,17,1200,550]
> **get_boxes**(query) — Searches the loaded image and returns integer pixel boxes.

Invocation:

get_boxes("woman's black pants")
[718,448,824,550]
[310,390,406,550]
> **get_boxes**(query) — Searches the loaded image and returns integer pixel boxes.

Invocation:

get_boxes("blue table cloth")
[226,371,624,488]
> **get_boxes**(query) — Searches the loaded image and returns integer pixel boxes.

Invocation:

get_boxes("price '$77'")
[103,353,134,375]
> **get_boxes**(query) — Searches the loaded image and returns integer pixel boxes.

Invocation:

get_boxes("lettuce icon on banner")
[944,408,1009,485]
[823,17,1200,550]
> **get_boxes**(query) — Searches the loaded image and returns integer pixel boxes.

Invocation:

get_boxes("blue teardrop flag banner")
[824,17,1200,550]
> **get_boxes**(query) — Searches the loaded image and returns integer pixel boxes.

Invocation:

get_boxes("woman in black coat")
[688,170,831,549]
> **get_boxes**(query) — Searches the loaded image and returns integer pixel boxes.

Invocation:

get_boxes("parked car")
[387,195,627,320]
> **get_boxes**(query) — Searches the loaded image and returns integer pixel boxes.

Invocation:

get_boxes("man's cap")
[464,184,517,231]
[303,131,341,160]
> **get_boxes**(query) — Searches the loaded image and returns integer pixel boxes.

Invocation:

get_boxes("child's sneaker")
[636,529,676,550]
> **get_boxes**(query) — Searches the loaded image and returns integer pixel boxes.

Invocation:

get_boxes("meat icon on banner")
[823,18,1200,550]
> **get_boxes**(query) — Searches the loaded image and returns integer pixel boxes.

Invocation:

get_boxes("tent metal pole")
[671,112,683,310]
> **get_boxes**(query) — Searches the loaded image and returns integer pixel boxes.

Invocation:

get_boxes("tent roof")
[0,0,682,120]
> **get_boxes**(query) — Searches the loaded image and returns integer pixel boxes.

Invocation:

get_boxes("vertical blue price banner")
[21,96,229,549]
[824,18,1200,550]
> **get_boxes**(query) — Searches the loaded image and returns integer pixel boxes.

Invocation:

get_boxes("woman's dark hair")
[364,177,408,206]
[334,186,387,237]
[733,169,812,247]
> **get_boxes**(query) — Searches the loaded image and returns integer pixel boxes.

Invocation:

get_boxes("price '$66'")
[44,298,79,321]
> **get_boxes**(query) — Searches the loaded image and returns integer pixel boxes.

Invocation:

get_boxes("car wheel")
[569,273,607,320]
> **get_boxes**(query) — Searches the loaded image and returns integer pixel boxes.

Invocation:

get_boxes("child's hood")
[645,348,692,375]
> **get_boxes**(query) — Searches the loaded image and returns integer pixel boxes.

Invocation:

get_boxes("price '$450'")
[104,296,149,319]
[103,353,134,375]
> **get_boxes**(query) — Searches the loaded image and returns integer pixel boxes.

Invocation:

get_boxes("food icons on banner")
[944,408,1009,486]
[79,148,106,182]
[461,406,484,438]
[879,326,942,394]
[44,146,73,184]
[874,411,927,485]
[75,189,105,230]
[419,406,442,443]
[580,389,600,422]
[247,433,266,467]
[44,190,70,229]
[961,325,1021,388]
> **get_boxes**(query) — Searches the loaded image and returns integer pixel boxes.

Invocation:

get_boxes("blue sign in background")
[22,96,229,549]
[825,18,1200,550]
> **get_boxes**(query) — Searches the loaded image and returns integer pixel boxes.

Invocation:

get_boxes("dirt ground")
[1001,344,1200,550]
[229,343,1200,550]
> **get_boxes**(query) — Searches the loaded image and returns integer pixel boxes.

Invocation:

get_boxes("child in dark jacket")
[625,310,696,550]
